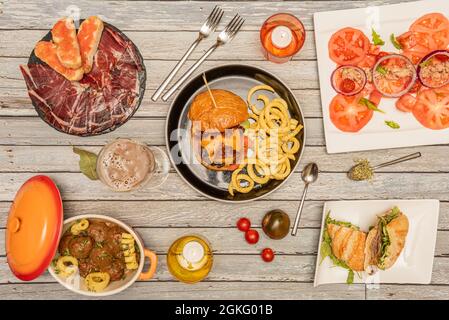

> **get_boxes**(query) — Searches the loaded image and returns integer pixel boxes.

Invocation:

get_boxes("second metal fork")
[162,14,245,101]
[151,6,224,101]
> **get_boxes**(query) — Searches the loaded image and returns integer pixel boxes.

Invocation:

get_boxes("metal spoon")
[348,152,422,181]
[291,163,319,236]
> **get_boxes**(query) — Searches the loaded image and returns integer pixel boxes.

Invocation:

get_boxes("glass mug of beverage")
[96,138,170,192]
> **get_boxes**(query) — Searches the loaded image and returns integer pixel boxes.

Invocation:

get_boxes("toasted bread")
[78,16,104,73]
[34,41,84,81]
[51,17,82,69]
[327,224,366,271]
[364,208,409,272]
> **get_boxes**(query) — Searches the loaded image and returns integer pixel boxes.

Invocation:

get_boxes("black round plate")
[165,64,306,202]
[27,21,146,137]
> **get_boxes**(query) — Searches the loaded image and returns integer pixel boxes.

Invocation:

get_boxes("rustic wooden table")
[0,0,448,300]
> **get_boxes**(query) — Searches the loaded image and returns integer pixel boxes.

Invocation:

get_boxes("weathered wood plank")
[0,117,323,146]
[3,256,449,285]
[0,30,316,60]
[0,255,317,284]
[1,199,449,230]
[0,58,319,90]
[1,228,449,257]
[0,172,446,201]
[0,227,320,257]
[0,282,365,300]
[0,0,409,31]
[0,145,442,173]
[366,284,449,300]
[0,200,324,228]
[0,88,323,118]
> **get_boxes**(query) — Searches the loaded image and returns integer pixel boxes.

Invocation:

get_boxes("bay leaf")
[73,147,99,180]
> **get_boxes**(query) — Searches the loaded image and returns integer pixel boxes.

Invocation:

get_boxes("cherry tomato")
[261,248,275,262]
[340,78,356,94]
[237,218,251,232]
[245,229,259,244]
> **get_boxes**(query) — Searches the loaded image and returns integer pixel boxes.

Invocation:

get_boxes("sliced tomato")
[413,88,449,129]
[357,54,377,68]
[368,44,381,56]
[396,93,417,112]
[398,31,436,65]
[409,80,422,94]
[369,90,383,106]
[329,27,370,65]
[410,13,449,49]
[329,94,373,132]
[376,51,390,63]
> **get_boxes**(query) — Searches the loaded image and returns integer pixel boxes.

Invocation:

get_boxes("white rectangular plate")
[314,199,439,286]
[314,0,449,153]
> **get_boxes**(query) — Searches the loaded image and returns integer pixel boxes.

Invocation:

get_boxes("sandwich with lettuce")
[320,212,367,284]
[320,207,409,283]
[364,206,409,275]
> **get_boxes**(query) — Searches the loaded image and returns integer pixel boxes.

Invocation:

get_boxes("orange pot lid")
[6,175,63,281]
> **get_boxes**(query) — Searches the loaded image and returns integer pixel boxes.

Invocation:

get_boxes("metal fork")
[161,14,245,101]
[151,6,224,101]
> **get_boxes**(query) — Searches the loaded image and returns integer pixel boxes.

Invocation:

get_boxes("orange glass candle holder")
[260,13,306,64]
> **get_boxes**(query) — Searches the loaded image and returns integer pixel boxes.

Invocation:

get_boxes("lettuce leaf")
[377,207,401,268]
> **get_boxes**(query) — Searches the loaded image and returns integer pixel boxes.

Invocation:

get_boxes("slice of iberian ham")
[78,16,104,73]
[51,17,82,69]
[20,23,146,136]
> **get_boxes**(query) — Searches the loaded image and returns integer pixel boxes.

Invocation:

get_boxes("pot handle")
[139,248,158,281]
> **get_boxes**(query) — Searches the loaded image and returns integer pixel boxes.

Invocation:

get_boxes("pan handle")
[139,249,158,281]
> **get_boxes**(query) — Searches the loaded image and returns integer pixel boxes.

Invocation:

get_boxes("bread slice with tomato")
[77,16,104,73]
[34,41,84,81]
[51,17,82,69]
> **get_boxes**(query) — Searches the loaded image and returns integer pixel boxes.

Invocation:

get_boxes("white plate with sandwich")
[314,199,439,286]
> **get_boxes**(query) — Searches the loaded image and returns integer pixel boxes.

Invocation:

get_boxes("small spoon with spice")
[348,152,422,181]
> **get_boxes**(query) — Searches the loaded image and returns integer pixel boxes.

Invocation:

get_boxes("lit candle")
[271,25,293,49]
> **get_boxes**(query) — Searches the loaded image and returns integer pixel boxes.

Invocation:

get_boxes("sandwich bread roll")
[327,224,366,272]
[364,207,409,273]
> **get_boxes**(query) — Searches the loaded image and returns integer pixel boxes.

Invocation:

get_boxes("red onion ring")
[417,50,449,89]
[372,53,417,98]
[330,65,367,96]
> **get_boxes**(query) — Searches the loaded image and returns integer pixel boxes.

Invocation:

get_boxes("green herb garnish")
[359,97,385,114]
[419,59,431,69]
[372,28,385,46]
[376,65,387,75]
[385,120,400,129]
[390,34,402,50]
[73,147,99,180]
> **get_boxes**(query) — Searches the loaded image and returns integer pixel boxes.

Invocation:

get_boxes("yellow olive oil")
[167,235,213,283]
